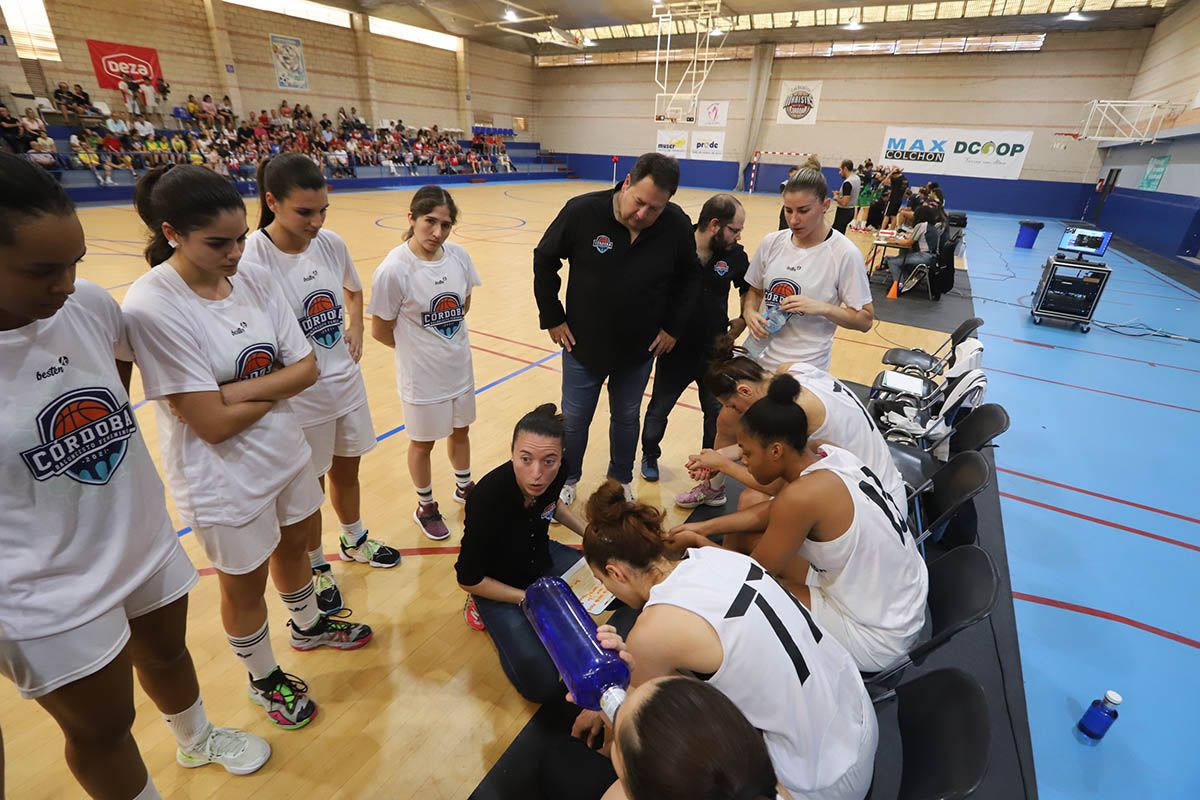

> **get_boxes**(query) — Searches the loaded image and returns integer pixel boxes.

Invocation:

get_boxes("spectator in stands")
[169,132,188,164]
[76,138,107,184]
[154,76,171,109]
[20,108,46,149]
[133,113,155,138]
[0,105,23,153]
[120,73,143,115]
[100,130,136,183]
[105,111,131,147]
[70,84,97,115]
[497,151,514,173]
[144,132,168,166]
[197,94,217,126]
[237,119,255,143]
[279,100,292,128]
[217,95,234,126]
[28,140,60,176]
[53,81,75,118]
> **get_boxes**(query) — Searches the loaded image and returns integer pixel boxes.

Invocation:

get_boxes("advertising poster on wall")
[1138,155,1170,191]
[86,40,163,90]
[879,126,1033,180]
[775,81,822,125]
[698,100,729,127]
[690,131,726,160]
[270,33,309,91]
[656,129,690,158]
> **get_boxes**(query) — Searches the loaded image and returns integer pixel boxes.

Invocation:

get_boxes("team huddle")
[1,150,928,800]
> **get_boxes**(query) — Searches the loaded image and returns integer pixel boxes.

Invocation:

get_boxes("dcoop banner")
[880,126,1033,180]
[86,40,163,90]
[690,131,725,161]
[656,129,690,158]
[776,81,822,125]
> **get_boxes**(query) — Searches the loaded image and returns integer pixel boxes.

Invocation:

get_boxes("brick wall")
[466,40,534,134]
[365,33,457,129]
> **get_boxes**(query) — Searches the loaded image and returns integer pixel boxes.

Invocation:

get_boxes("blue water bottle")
[1077,690,1122,740]
[744,305,788,359]
[523,576,630,721]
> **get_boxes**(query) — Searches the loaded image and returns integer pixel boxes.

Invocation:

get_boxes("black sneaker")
[289,611,373,652]
[312,567,343,615]
[641,457,660,482]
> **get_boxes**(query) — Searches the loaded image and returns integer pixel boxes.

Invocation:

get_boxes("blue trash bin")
[1015,220,1045,249]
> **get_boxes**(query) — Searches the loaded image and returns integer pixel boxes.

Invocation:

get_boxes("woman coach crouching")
[455,404,599,704]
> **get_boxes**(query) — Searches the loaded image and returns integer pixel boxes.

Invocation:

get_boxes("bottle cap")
[1104,690,1122,706]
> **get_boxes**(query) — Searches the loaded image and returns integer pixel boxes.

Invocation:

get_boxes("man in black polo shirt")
[533,153,701,507]
[640,193,748,482]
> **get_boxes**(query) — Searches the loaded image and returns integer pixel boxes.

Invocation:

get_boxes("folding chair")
[867,668,991,800]
[889,404,1009,489]
[882,317,983,377]
[865,545,999,688]
[910,451,991,547]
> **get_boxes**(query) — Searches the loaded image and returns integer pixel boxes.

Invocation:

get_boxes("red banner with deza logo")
[86,39,163,89]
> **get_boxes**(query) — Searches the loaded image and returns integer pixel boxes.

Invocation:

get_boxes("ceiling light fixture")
[708,27,726,36]
[503,6,518,21]
[582,36,596,46]
[844,17,863,30]
[1062,5,1090,20]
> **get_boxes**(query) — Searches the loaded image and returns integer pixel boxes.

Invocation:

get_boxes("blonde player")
[122,165,373,732]
[370,186,481,541]
[241,153,400,616]
[0,154,268,800]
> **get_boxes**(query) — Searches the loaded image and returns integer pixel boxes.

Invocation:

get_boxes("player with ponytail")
[241,153,399,620]
[670,373,928,674]
[0,153,268,798]
[122,164,373,733]
[569,478,877,800]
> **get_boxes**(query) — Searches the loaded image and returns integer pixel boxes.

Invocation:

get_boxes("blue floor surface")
[960,212,1200,800]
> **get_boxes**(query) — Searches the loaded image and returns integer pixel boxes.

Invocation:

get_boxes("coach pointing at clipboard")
[533,153,702,510]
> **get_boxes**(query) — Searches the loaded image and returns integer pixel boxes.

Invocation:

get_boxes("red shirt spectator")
[253,124,268,141]
[101,132,122,152]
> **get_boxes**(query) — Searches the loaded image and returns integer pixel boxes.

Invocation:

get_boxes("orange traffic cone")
[887,281,899,299]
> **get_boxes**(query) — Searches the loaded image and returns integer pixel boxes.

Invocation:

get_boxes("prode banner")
[86,40,163,90]
[879,126,1033,180]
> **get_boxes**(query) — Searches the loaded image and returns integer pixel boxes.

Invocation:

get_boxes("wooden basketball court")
[1,180,947,799]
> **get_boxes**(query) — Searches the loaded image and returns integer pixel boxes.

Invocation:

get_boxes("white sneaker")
[620,482,636,503]
[559,482,577,507]
[176,723,271,776]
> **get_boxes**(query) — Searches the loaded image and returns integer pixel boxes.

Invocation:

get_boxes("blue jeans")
[561,351,654,485]
[473,541,584,704]
[641,345,721,461]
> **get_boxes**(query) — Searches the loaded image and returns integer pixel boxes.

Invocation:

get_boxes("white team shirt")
[746,229,872,372]
[240,229,369,427]
[788,362,907,513]
[367,240,481,404]
[0,280,181,640]
[646,547,873,797]
[123,263,314,528]
[800,445,928,667]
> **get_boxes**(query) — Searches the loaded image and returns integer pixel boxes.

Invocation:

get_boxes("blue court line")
[172,347,564,538]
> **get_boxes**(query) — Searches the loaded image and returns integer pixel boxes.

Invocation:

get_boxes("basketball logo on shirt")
[421,292,466,340]
[713,260,729,277]
[20,387,136,485]
[764,278,801,308]
[235,343,277,380]
[592,235,613,254]
[541,502,557,521]
[299,289,344,349]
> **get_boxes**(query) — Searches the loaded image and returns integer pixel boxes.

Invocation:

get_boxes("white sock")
[309,547,329,571]
[340,519,364,545]
[454,469,472,489]
[227,621,278,682]
[709,472,727,491]
[134,775,162,800]
[280,582,321,632]
[416,485,433,505]
[163,695,209,749]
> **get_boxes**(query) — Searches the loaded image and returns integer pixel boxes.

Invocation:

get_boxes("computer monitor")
[1058,226,1112,258]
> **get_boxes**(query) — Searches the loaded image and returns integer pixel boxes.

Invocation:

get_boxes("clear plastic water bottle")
[523,576,630,721]
[1077,690,1122,740]
[744,305,788,359]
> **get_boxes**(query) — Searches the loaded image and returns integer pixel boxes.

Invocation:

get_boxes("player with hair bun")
[122,164,374,734]
[0,153,268,800]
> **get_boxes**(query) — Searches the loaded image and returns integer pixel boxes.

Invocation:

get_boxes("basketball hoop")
[1054,131,1082,140]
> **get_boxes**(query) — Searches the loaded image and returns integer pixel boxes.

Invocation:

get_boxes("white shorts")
[303,402,377,476]
[807,588,908,673]
[0,542,198,699]
[189,467,323,575]
[403,391,476,442]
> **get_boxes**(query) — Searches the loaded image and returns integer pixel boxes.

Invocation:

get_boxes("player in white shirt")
[679,336,906,514]
[0,154,269,800]
[671,374,928,672]
[123,165,374,733]
[569,482,875,799]
[742,168,874,373]
[369,186,481,541]
[242,153,401,617]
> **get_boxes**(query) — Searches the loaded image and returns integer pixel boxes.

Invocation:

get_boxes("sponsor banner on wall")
[690,131,726,161]
[698,100,729,127]
[776,81,822,125]
[86,40,163,90]
[656,129,690,158]
[880,126,1033,180]
[270,33,309,91]
[1138,155,1170,191]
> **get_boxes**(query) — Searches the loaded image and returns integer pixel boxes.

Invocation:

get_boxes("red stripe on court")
[982,332,1200,375]
[987,368,1200,414]
[473,329,556,353]
[998,468,1200,526]
[195,546,464,576]
[1000,491,1200,553]
[1012,592,1200,650]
